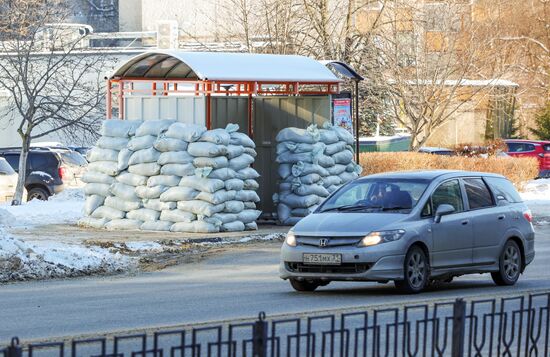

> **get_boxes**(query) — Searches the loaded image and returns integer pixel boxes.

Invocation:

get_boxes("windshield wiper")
[321,204,382,213]
[381,206,411,211]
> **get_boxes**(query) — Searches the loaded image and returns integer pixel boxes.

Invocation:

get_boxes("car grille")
[296,235,363,248]
[285,262,371,274]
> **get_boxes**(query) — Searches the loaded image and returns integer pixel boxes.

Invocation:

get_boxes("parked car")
[0,157,20,203]
[418,147,455,156]
[280,170,535,293]
[504,139,550,178]
[0,147,87,201]
[68,146,91,158]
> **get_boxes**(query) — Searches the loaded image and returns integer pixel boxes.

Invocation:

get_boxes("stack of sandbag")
[80,119,142,229]
[79,120,261,233]
[274,122,362,225]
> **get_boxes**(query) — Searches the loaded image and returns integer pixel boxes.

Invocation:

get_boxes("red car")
[505,139,550,178]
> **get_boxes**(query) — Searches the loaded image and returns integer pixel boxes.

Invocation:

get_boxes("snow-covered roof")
[111,50,341,83]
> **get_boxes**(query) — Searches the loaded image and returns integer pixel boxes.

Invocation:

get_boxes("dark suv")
[0,147,87,200]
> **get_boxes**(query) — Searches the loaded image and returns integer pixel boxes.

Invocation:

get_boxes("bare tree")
[0,0,107,205]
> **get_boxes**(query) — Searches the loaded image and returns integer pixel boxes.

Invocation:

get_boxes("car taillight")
[58,166,65,179]
[523,210,533,223]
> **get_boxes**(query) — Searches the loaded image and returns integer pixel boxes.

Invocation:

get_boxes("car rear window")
[30,153,59,172]
[484,177,522,203]
[0,159,15,175]
[2,154,20,171]
[59,151,88,166]
[463,178,494,209]
[544,144,550,152]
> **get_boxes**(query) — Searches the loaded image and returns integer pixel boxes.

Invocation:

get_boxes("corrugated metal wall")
[124,96,206,124]
[210,97,249,134]
[253,96,331,214]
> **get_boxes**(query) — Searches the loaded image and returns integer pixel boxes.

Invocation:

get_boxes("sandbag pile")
[79,119,261,233]
[274,123,362,225]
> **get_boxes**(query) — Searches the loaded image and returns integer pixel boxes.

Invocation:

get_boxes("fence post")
[253,312,267,357]
[6,337,22,357]
[451,299,466,357]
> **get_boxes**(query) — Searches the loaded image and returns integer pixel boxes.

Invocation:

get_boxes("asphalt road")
[1,225,550,343]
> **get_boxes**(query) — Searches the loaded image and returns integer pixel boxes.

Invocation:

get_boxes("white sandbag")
[237,209,261,224]
[322,175,343,187]
[221,221,245,232]
[78,217,108,229]
[235,190,260,202]
[276,152,313,164]
[129,147,161,165]
[128,135,156,151]
[319,129,339,144]
[277,203,291,222]
[160,186,198,202]
[279,182,292,195]
[325,142,347,155]
[244,201,257,209]
[116,172,148,186]
[96,136,129,151]
[135,119,174,137]
[100,119,141,138]
[297,173,321,185]
[127,208,160,222]
[87,161,119,176]
[193,156,228,169]
[345,162,356,172]
[315,155,336,168]
[147,175,181,187]
[278,164,292,179]
[84,183,111,197]
[245,222,258,230]
[128,163,161,176]
[177,200,224,217]
[160,209,196,223]
[243,147,257,157]
[187,142,228,157]
[196,190,236,205]
[110,182,139,201]
[281,216,302,225]
[228,154,255,171]
[293,184,330,197]
[276,142,308,155]
[105,219,142,230]
[243,179,259,190]
[91,206,125,220]
[333,150,354,165]
[327,164,347,176]
[104,196,142,211]
[154,136,188,152]
[291,162,329,177]
[224,200,245,213]
[158,151,194,165]
[279,193,320,208]
[291,206,317,217]
[117,148,133,172]
[208,168,237,180]
[141,221,173,231]
[276,127,317,144]
[199,128,230,145]
[135,185,168,199]
[225,178,245,191]
[143,199,176,211]
[160,163,195,177]
[236,167,260,180]
[331,125,355,145]
[164,122,207,142]
[171,221,219,233]
[226,145,245,159]
[180,176,225,193]
[87,147,119,162]
[230,132,255,148]
[83,195,105,215]
[339,171,359,183]
[225,123,240,133]
[327,184,340,193]
[211,213,238,224]
[82,171,115,185]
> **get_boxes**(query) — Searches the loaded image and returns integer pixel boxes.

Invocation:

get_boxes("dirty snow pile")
[0,227,132,282]
[80,119,261,233]
[274,123,362,225]
[520,178,550,219]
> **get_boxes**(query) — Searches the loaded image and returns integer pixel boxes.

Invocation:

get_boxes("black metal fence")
[2,292,549,357]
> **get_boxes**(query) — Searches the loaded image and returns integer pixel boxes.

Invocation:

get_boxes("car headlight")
[358,229,406,247]
[285,231,297,247]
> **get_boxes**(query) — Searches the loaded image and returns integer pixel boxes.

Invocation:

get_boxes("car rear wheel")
[395,246,429,293]
[289,279,320,292]
[27,187,50,201]
[492,240,522,286]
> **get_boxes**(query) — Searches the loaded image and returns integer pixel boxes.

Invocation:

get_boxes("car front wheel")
[492,240,522,286]
[27,187,50,201]
[289,279,320,292]
[395,246,429,293]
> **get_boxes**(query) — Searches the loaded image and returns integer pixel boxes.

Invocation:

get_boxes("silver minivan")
[280,170,535,293]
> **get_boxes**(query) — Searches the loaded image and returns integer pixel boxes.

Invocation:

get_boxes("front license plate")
[303,253,342,265]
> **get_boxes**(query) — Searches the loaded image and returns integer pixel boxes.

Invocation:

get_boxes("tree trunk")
[12,134,30,205]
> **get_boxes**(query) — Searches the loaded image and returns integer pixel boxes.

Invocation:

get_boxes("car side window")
[3,154,20,172]
[431,180,464,213]
[463,178,494,209]
[484,177,522,203]
[421,201,432,217]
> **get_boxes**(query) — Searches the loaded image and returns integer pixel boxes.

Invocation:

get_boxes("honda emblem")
[319,238,329,248]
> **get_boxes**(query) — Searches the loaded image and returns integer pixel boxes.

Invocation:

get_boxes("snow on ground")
[520,179,550,221]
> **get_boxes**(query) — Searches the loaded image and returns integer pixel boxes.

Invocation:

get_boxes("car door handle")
[461,220,469,225]
[498,215,505,220]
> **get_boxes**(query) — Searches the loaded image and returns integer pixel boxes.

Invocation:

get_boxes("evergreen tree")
[530,103,550,140]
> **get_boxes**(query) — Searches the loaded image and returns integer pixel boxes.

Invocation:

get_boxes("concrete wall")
[119,0,142,31]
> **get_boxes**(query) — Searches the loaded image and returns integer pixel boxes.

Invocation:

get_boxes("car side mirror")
[434,204,455,223]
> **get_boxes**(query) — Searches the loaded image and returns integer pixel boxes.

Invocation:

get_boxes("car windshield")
[0,159,15,175]
[59,150,88,166]
[319,178,430,213]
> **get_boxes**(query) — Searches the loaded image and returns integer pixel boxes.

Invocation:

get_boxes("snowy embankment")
[520,179,550,223]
